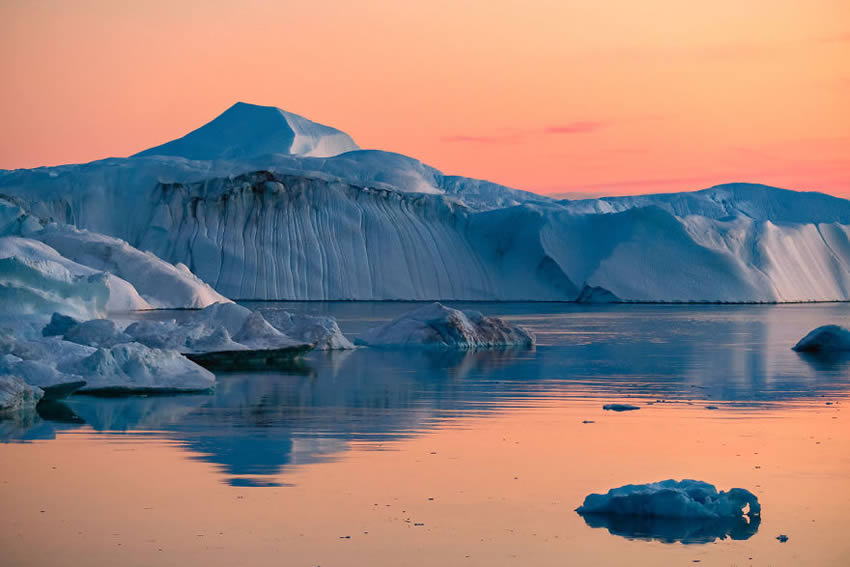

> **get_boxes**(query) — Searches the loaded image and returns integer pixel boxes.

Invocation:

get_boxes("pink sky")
[1,0,848,197]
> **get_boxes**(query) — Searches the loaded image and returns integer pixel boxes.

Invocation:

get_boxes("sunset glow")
[1,0,848,196]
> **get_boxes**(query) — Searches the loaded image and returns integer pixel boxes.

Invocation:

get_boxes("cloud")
[544,121,604,134]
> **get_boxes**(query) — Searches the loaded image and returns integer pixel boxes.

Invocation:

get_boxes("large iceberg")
[356,303,535,349]
[792,325,850,353]
[4,104,850,302]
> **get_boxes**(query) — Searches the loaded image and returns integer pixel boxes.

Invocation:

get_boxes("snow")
[133,102,360,160]
[58,343,215,394]
[0,374,43,412]
[576,479,761,519]
[792,325,850,352]
[355,303,535,349]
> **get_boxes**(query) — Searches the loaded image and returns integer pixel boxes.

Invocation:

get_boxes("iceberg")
[576,480,761,544]
[355,302,535,349]
[259,309,354,350]
[4,104,850,303]
[0,374,43,412]
[58,343,215,394]
[576,479,761,519]
[792,325,850,353]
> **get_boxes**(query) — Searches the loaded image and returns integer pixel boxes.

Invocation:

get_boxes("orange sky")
[1,0,848,197]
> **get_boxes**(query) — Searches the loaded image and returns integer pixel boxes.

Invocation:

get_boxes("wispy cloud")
[544,121,604,134]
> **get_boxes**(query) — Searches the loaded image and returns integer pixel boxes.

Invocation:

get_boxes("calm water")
[1,303,849,566]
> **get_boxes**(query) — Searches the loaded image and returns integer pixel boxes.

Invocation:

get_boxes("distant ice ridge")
[356,302,535,349]
[576,479,761,519]
[5,102,850,302]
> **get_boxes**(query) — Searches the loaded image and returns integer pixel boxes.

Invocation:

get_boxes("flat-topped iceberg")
[355,303,535,349]
[0,374,43,412]
[792,325,850,353]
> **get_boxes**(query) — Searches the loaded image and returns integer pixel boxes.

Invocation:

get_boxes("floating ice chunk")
[355,303,535,349]
[190,302,253,336]
[259,309,354,350]
[0,374,43,412]
[58,343,215,394]
[62,319,131,348]
[576,479,761,519]
[603,403,641,412]
[792,325,850,353]
[232,311,295,349]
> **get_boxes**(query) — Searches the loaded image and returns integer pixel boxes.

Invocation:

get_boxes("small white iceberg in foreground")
[792,325,850,353]
[0,374,43,412]
[577,479,760,519]
[355,302,535,349]
[575,479,761,544]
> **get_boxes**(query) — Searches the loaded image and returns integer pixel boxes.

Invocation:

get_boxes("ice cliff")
[3,103,850,303]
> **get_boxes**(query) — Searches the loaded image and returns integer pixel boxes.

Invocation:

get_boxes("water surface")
[2,303,849,566]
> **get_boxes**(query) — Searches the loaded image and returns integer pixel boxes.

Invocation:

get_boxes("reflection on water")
[578,512,761,544]
[3,304,850,488]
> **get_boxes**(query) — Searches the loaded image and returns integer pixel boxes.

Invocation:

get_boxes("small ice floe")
[355,302,535,349]
[776,534,789,543]
[576,479,761,544]
[603,403,641,412]
[792,325,850,353]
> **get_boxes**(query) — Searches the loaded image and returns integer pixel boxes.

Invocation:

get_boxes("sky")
[0,0,848,197]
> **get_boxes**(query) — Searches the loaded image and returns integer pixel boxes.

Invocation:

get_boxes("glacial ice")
[792,325,850,353]
[258,308,355,350]
[4,103,850,302]
[122,303,352,354]
[0,374,43,412]
[62,319,132,348]
[576,479,761,519]
[355,302,535,349]
[58,343,215,394]
[0,236,148,318]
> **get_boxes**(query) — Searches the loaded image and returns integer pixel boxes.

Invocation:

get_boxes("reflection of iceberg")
[579,511,761,544]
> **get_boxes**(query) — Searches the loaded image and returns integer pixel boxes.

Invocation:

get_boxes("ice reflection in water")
[2,303,850,489]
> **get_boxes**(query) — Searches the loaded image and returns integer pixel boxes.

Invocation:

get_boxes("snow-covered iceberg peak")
[133,102,360,160]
